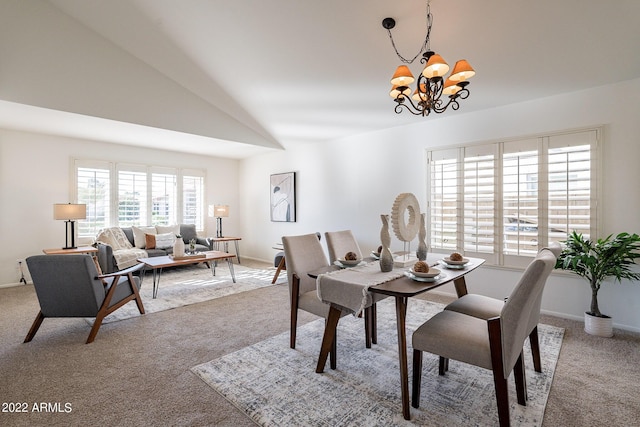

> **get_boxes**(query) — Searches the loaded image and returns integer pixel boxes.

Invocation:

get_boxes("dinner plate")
[336,259,361,267]
[404,271,441,282]
[443,256,469,265]
[409,267,441,278]
[439,260,468,270]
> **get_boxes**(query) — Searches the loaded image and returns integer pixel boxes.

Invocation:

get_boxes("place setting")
[438,251,471,269]
[404,260,443,282]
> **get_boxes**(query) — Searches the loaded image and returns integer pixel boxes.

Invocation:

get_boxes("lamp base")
[216,217,224,238]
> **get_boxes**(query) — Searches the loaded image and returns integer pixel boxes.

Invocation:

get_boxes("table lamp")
[209,204,229,238]
[53,203,86,249]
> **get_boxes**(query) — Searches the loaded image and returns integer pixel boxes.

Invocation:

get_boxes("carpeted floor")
[1,259,639,426]
[192,298,564,426]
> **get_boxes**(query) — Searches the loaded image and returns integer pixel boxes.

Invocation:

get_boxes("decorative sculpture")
[379,214,394,272]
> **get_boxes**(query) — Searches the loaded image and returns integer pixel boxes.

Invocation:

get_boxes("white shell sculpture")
[390,193,421,242]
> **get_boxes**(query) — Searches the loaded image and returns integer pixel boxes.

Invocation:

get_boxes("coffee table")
[137,251,236,298]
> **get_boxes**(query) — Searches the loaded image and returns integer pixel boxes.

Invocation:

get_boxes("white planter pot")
[584,312,613,337]
[173,238,185,258]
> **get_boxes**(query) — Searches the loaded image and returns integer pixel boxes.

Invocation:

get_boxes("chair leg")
[529,326,542,373]
[364,307,372,348]
[488,318,511,427]
[514,352,527,406]
[290,275,300,349]
[23,311,45,343]
[330,324,337,370]
[412,349,423,408]
[371,303,377,344]
[438,356,449,375]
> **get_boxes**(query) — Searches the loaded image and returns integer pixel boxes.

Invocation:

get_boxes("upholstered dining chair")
[324,230,377,347]
[411,247,557,427]
[443,243,561,372]
[24,254,145,344]
[324,230,364,264]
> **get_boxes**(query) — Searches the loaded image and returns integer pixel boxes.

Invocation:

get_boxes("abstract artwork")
[270,172,295,222]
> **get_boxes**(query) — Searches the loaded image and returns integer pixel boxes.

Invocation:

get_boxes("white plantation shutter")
[463,145,496,259]
[151,170,177,226]
[547,130,597,241]
[117,166,147,227]
[182,173,205,229]
[426,127,599,268]
[76,161,111,236]
[428,149,459,251]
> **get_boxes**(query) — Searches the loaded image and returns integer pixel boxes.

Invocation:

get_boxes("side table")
[43,246,98,255]
[208,237,241,264]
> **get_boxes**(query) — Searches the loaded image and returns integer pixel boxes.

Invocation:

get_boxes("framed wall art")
[270,172,296,222]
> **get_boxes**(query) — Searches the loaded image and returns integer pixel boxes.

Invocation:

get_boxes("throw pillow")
[154,232,176,249]
[156,224,180,237]
[145,233,156,249]
[132,226,156,248]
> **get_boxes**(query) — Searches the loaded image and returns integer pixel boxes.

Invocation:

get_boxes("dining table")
[311,253,485,420]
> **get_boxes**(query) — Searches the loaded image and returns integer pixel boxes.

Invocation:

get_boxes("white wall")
[0,129,239,286]
[239,78,640,332]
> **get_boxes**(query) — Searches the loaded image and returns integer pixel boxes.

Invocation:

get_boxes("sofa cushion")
[132,226,156,248]
[180,224,198,243]
[155,232,176,249]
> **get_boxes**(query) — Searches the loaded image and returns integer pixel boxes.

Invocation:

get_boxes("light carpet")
[94,264,282,324]
[192,298,564,426]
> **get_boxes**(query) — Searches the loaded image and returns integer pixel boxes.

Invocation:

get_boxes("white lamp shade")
[212,205,229,218]
[53,203,86,220]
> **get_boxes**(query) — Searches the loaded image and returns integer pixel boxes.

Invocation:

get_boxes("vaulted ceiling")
[2,0,640,158]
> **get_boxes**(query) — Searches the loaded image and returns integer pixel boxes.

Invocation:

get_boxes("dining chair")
[324,229,377,346]
[443,243,561,372]
[24,254,145,344]
[411,247,557,427]
[324,230,364,264]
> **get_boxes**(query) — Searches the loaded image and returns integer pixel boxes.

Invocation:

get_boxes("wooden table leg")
[394,296,411,420]
[316,305,341,373]
[453,276,468,297]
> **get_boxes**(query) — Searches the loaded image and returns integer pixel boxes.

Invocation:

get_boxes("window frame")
[426,127,600,268]
[73,159,206,237]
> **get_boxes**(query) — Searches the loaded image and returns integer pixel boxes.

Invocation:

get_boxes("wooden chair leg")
[290,275,300,349]
[23,311,45,343]
[412,349,423,408]
[371,303,377,344]
[514,352,527,405]
[272,257,286,284]
[488,318,511,427]
[330,325,337,370]
[529,326,542,373]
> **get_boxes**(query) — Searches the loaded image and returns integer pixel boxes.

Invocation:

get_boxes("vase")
[416,213,427,261]
[173,238,185,258]
[584,312,613,337]
[379,214,394,272]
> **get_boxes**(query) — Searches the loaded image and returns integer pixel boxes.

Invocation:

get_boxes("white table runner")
[316,261,404,315]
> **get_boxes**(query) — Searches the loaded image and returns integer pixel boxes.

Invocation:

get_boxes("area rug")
[192,298,564,426]
[93,264,283,324]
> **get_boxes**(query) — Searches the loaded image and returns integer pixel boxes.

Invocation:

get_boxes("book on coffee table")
[170,253,206,260]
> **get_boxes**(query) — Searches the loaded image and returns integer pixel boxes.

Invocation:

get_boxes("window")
[427,128,599,268]
[74,160,205,236]
[76,161,111,237]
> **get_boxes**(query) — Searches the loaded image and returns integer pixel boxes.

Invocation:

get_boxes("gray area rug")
[94,264,281,324]
[192,298,564,426]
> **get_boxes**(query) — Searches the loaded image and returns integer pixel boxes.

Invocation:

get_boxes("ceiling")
[5,0,640,159]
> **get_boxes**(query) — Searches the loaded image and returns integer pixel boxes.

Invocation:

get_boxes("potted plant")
[555,231,640,337]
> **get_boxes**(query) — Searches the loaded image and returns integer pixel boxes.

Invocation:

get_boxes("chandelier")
[383,0,475,116]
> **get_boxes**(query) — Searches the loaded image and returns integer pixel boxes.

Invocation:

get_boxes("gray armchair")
[24,255,145,344]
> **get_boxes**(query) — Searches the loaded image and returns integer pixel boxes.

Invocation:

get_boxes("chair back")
[282,233,329,298]
[526,242,562,333]
[26,255,106,317]
[499,247,557,377]
[325,230,363,264]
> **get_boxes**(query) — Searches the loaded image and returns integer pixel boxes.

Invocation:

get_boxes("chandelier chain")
[385,1,433,64]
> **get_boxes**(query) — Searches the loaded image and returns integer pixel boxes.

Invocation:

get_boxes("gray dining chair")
[444,243,561,372]
[24,254,145,344]
[411,247,557,427]
[324,230,376,347]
